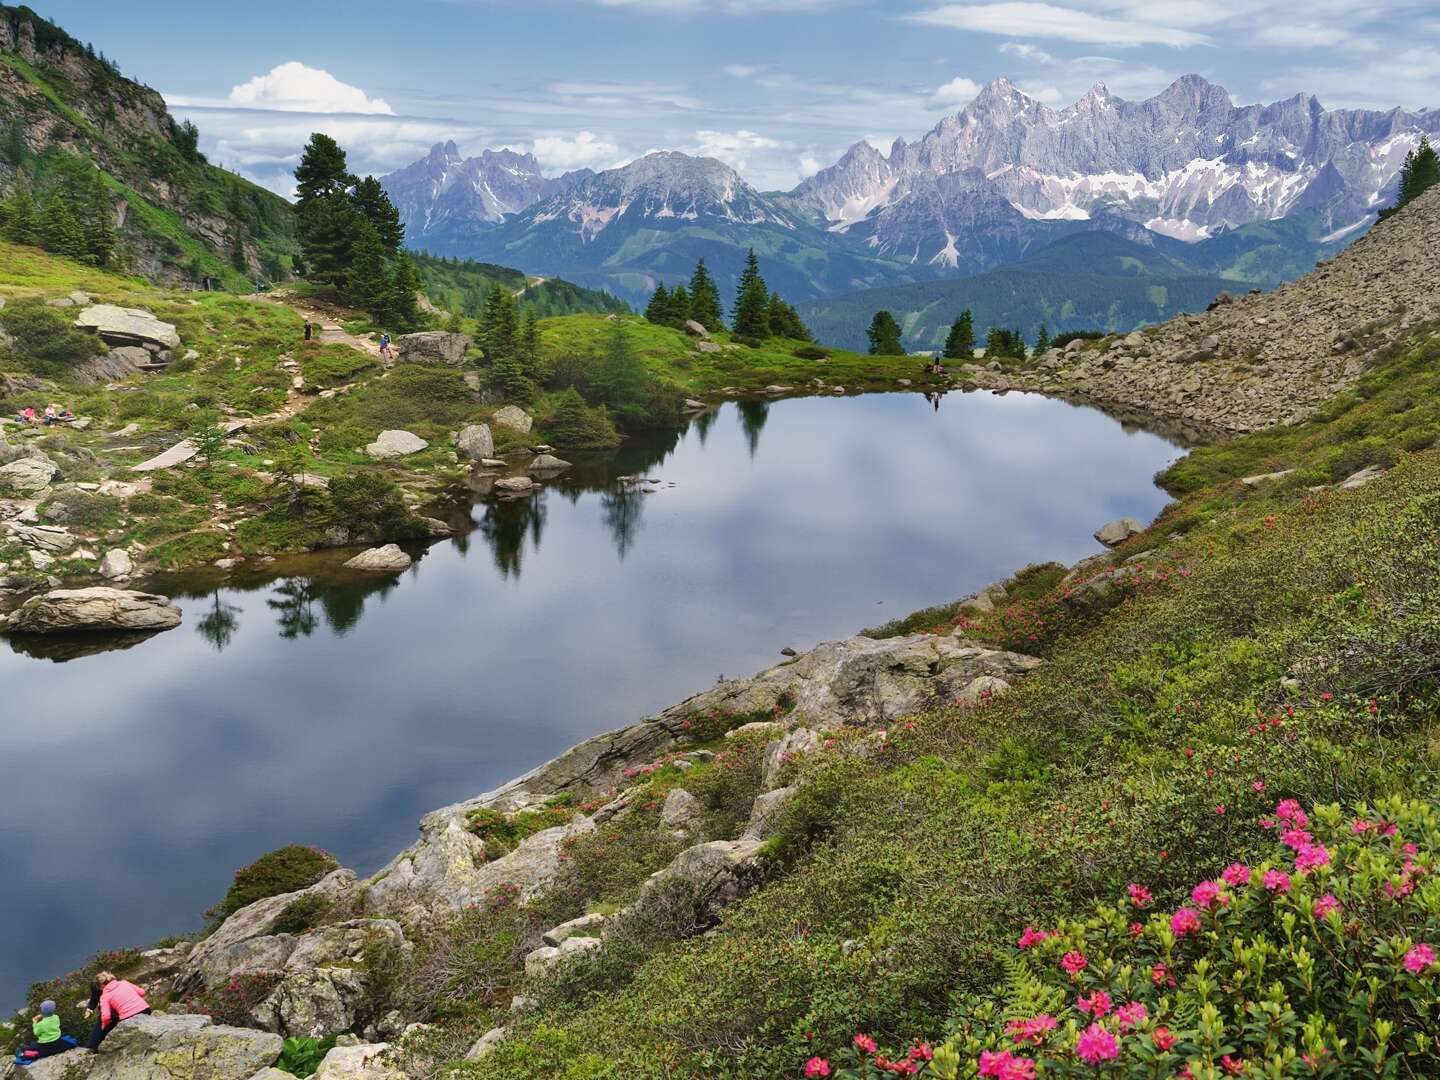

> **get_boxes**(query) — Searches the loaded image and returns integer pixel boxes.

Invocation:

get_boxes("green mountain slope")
[410,252,631,319]
[0,3,296,289]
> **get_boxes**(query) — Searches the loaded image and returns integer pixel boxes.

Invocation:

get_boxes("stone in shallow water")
[343,545,413,573]
[2,587,181,634]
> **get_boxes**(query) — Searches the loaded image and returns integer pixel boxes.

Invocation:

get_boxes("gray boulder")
[1093,517,1144,547]
[0,455,58,494]
[312,1044,402,1080]
[395,331,470,366]
[1,588,181,634]
[526,454,571,474]
[635,838,765,926]
[7,523,75,553]
[683,320,709,338]
[493,476,535,495]
[75,346,152,386]
[453,424,494,461]
[464,1028,507,1061]
[541,912,607,947]
[251,967,366,1038]
[74,305,181,350]
[343,545,412,573]
[762,729,821,789]
[491,406,533,435]
[87,1014,281,1080]
[364,431,428,460]
[660,787,703,833]
[100,549,135,580]
[742,786,798,841]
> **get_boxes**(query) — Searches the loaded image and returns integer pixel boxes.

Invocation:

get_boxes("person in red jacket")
[85,972,151,1050]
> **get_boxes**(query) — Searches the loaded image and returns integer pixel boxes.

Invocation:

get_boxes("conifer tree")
[490,347,531,402]
[732,248,770,338]
[478,284,519,361]
[385,253,423,331]
[645,283,671,323]
[765,294,811,340]
[593,321,649,426]
[666,283,691,327]
[943,310,975,359]
[298,192,360,286]
[345,222,391,316]
[294,133,353,204]
[687,258,723,330]
[1034,324,1051,354]
[40,192,87,260]
[867,310,905,356]
[519,309,541,381]
[81,185,115,267]
[1380,136,1440,219]
[3,173,38,245]
[352,175,404,253]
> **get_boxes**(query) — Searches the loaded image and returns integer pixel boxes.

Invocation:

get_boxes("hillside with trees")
[411,252,629,321]
[0,4,296,289]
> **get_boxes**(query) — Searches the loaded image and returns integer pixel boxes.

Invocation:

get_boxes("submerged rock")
[343,545,412,573]
[1,588,181,634]
[527,454,572,474]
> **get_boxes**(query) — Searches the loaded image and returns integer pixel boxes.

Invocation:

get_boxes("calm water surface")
[0,391,1182,1001]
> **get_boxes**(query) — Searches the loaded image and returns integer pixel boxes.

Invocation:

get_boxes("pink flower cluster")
[1006,1015,1057,1045]
[1074,1023,1120,1064]
[1404,944,1436,974]
[978,1050,1036,1080]
[1017,926,1050,949]
[1076,991,1111,1017]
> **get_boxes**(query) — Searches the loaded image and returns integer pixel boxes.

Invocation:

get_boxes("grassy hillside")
[0,4,297,290]
[411,252,631,319]
[447,317,1440,1076]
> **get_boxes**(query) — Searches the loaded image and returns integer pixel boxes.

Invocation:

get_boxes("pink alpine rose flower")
[1404,944,1436,974]
[853,1033,877,1055]
[1170,907,1202,935]
[1061,951,1088,976]
[1313,894,1342,919]
[1294,843,1332,874]
[1076,990,1112,1017]
[1074,1023,1120,1065]
[1221,863,1250,887]
[1017,926,1050,949]
[1263,869,1292,892]
[1127,883,1153,908]
[804,1057,831,1078]
[1191,880,1222,909]
[1115,1001,1148,1032]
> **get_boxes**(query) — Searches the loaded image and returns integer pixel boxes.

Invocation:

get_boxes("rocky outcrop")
[524,935,601,978]
[312,1043,402,1080]
[1,588,182,634]
[453,424,494,461]
[395,332,470,366]
[364,431,428,460]
[1093,517,1143,547]
[34,1013,284,1080]
[362,814,596,926]
[0,454,58,494]
[656,631,1043,730]
[74,346,153,386]
[99,549,135,580]
[634,838,766,926]
[968,186,1440,436]
[343,546,412,573]
[74,305,181,350]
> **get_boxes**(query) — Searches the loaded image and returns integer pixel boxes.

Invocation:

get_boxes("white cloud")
[588,0,850,9]
[1000,41,1055,62]
[932,75,982,105]
[225,62,394,114]
[685,128,786,172]
[724,64,762,77]
[530,130,622,169]
[909,3,1211,46]
[798,154,823,177]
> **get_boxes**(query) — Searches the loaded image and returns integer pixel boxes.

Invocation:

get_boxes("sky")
[34,0,1440,196]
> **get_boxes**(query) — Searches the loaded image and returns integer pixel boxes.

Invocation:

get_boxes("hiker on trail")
[17,1000,74,1061]
[379,332,392,360]
[304,320,313,341]
[85,972,150,1050]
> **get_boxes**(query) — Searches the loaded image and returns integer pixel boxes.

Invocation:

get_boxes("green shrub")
[465,803,576,861]
[276,1035,338,1078]
[270,894,332,935]
[327,472,410,538]
[182,971,283,1027]
[793,345,829,360]
[212,844,338,920]
[0,298,102,377]
[542,387,619,450]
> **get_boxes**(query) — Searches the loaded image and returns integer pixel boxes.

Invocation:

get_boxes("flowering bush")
[814,795,1440,1077]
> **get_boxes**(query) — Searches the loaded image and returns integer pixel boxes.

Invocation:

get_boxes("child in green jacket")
[19,1000,71,1059]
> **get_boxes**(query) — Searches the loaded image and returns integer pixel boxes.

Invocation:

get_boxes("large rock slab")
[453,424,494,461]
[74,305,181,350]
[364,431,428,460]
[396,332,470,366]
[634,838,765,926]
[343,545,411,573]
[1093,517,1144,547]
[75,347,152,386]
[0,455,58,494]
[1,588,182,635]
[312,1044,402,1080]
[87,1013,280,1080]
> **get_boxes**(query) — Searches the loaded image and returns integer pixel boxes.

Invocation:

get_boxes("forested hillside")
[411,252,630,319]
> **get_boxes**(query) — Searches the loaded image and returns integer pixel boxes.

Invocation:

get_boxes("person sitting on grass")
[16,406,39,425]
[85,972,150,1050]
[16,1000,76,1061]
[42,404,74,426]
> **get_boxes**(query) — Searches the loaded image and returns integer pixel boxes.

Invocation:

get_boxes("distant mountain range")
[381,76,1437,318]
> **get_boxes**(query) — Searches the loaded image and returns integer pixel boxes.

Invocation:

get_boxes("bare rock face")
[74,304,181,350]
[634,838,765,927]
[1,588,181,634]
[343,545,412,573]
[0,455,58,494]
[312,1043,403,1080]
[364,431,428,460]
[395,331,470,366]
[74,346,153,386]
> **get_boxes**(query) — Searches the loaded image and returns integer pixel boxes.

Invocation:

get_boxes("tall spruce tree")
[645,283,672,323]
[687,258,723,330]
[294,133,353,204]
[352,175,404,253]
[666,283,691,327]
[40,192,87,260]
[344,222,391,316]
[732,248,770,338]
[943,310,975,359]
[867,310,905,356]
[519,310,541,381]
[298,192,360,286]
[479,284,519,360]
[593,321,649,426]
[765,294,810,340]
[1034,324,1051,354]
[3,173,38,245]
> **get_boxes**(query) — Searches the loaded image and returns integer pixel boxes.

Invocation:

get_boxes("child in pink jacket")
[85,972,150,1050]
